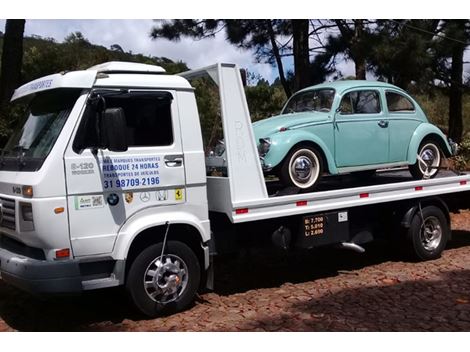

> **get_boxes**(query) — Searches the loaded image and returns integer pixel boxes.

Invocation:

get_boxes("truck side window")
[73,91,173,153]
[106,95,173,147]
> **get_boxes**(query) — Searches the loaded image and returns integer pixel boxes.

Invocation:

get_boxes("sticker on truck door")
[100,156,161,190]
[74,195,105,210]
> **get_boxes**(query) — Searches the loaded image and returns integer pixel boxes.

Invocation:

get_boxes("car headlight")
[258,138,271,157]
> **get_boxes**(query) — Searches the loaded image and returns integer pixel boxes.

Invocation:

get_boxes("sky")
[0,19,356,83]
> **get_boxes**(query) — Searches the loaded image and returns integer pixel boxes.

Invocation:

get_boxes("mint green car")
[254,80,456,190]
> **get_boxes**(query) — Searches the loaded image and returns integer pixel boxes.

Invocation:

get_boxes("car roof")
[297,80,407,95]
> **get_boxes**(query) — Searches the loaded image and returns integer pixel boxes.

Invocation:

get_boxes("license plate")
[303,215,325,237]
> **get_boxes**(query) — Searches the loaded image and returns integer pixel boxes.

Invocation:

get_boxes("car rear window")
[386,91,415,112]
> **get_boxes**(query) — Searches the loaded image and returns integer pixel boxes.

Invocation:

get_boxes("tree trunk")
[0,20,25,108]
[335,19,367,80]
[266,20,291,97]
[448,38,465,143]
[352,20,366,80]
[292,19,311,91]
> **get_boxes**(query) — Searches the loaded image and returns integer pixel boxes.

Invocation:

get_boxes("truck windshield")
[282,89,335,114]
[0,88,82,171]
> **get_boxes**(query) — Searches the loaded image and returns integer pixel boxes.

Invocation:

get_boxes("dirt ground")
[1,210,470,332]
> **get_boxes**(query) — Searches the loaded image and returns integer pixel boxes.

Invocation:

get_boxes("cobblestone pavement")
[2,210,470,332]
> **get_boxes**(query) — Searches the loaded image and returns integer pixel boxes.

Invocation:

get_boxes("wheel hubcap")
[288,149,320,189]
[420,216,442,251]
[143,254,188,304]
[418,143,440,178]
[293,156,313,180]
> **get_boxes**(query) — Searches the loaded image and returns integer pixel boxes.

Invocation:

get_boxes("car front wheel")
[409,140,442,179]
[279,146,323,191]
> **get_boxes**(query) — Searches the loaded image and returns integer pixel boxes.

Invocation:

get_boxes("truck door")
[64,90,186,257]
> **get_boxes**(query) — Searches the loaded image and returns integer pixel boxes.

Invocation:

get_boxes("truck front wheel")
[126,241,201,317]
[406,205,450,261]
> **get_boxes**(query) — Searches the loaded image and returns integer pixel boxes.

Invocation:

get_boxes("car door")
[334,89,389,168]
[64,90,186,257]
[385,90,422,163]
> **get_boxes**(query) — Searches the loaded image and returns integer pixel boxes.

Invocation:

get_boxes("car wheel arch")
[281,140,333,174]
[407,127,452,164]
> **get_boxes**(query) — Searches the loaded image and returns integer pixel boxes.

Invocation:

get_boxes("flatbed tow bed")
[226,170,470,223]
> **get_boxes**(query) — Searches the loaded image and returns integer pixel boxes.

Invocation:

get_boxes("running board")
[82,275,120,290]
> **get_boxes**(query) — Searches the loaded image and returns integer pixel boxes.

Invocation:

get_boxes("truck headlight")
[258,138,271,157]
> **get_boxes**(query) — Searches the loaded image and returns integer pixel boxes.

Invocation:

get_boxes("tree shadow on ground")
[237,268,470,331]
[0,284,142,331]
[1,229,470,331]
[213,229,470,296]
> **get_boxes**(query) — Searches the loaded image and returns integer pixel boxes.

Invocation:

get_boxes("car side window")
[386,91,415,112]
[339,90,381,114]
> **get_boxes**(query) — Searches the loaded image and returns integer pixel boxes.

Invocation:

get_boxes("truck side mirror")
[102,107,128,152]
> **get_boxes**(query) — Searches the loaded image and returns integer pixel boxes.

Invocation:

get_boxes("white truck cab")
[1,61,469,317]
[0,62,212,314]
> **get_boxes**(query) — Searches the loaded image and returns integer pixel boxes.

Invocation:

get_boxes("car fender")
[407,124,452,164]
[266,129,338,174]
[111,208,211,261]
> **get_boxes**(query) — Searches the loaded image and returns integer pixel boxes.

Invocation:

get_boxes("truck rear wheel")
[126,241,200,317]
[405,205,449,261]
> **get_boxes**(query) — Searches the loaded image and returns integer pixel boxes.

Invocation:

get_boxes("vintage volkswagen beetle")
[253,80,456,190]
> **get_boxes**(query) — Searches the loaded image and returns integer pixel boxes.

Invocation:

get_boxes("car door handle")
[378,120,389,128]
[164,155,183,167]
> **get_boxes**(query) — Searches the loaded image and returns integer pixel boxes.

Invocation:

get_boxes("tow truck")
[0,61,468,316]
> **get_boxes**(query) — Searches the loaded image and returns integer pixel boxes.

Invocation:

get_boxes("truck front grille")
[0,197,16,230]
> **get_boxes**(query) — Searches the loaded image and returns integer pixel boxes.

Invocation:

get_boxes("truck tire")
[126,241,201,317]
[405,205,449,261]
[409,139,442,179]
[279,145,323,191]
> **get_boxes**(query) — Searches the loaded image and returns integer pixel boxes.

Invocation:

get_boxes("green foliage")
[450,135,470,171]
[414,91,470,134]
[245,84,286,122]
[0,32,189,144]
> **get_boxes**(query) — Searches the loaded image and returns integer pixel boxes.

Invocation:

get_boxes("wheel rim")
[420,216,442,251]
[143,254,189,304]
[418,143,440,178]
[288,149,320,188]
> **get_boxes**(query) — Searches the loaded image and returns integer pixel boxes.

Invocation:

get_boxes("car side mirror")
[101,107,128,152]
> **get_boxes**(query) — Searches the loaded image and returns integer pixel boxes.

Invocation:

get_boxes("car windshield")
[282,89,335,114]
[0,88,81,171]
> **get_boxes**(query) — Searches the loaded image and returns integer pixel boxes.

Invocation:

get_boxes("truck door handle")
[378,120,389,128]
[164,156,183,167]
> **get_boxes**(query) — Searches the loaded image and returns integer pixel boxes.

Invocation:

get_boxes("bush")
[449,135,470,171]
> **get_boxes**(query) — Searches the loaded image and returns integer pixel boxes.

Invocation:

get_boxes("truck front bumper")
[0,245,83,294]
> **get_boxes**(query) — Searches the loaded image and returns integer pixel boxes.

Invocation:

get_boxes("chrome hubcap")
[293,156,313,180]
[288,149,320,189]
[420,216,442,251]
[143,254,188,304]
[418,143,440,178]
